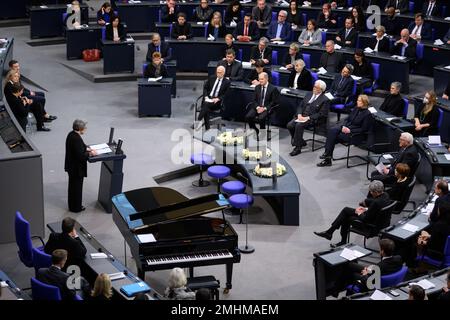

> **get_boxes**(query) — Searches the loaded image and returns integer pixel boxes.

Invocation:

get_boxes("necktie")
[401,44,406,56]
[260,50,264,59]
[345,29,350,39]
[276,23,282,38]
[156,46,160,52]
[308,94,317,104]
[338,76,344,88]
[211,78,221,97]
[427,3,433,16]
[396,0,399,9]
[244,25,248,36]
[260,86,266,106]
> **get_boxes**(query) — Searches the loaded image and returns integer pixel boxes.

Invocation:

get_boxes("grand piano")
[112,186,241,292]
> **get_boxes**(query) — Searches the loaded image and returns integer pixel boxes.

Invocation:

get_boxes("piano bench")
[187,275,220,300]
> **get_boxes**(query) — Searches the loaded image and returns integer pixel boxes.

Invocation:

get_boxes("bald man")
[195,66,230,131]
[391,29,417,60]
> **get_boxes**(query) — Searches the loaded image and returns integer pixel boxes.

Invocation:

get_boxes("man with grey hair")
[379,82,405,117]
[287,80,329,156]
[146,33,172,62]
[266,10,291,42]
[252,0,272,28]
[370,132,419,184]
[250,37,272,66]
[65,119,97,212]
[196,65,230,131]
[315,180,391,247]
[319,40,345,73]
[327,64,354,105]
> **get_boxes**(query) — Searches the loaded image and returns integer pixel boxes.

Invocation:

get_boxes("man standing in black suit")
[245,72,279,135]
[287,80,329,156]
[319,40,345,73]
[44,217,87,270]
[250,37,272,66]
[145,33,171,62]
[370,132,419,184]
[379,82,405,117]
[391,29,417,60]
[64,119,97,213]
[335,17,358,48]
[314,180,391,246]
[327,64,354,105]
[195,66,230,131]
[218,49,244,81]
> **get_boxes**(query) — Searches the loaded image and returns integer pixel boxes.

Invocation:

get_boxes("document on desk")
[391,55,407,60]
[137,233,156,243]
[242,61,252,69]
[324,92,334,100]
[279,66,288,71]
[370,289,392,300]
[375,162,386,174]
[401,223,419,233]
[90,252,108,259]
[148,76,163,82]
[280,88,290,94]
[109,272,126,281]
[0,281,8,288]
[364,47,374,54]
[411,279,435,290]
[428,135,441,145]
[334,44,342,50]
[351,75,362,80]
[249,84,257,88]
[272,41,286,45]
[40,5,48,8]
[339,248,365,261]
[445,65,450,70]
[382,154,393,160]
[434,39,444,46]
[368,107,377,114]
[89,143,112,155]
[445,154,450,161]
[317,67,327,75]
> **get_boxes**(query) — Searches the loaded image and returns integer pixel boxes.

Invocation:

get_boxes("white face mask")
[423,97,429,104]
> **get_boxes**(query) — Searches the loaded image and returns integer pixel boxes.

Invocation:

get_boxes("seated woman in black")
[287,1,301,28]
[106,15,126,41]
[386,163,411,202]
[5,83,29,131]
[288,59,313,91]
[222,34,237,58]
[97,2,112,26]
[351,6,365,32]
[245,60,271,86]
[352,49,372,80]
[171,13,193,40]
[414,90,441,137]
[206,11,226,39]
[144,52,168,78]
[224,0,242,25]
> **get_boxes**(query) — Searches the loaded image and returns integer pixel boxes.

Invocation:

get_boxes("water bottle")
[26,112,37,135]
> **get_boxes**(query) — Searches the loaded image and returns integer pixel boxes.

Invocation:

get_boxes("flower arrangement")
[216,131,244,146]
[253,162,287,178]
[242,148,272,160]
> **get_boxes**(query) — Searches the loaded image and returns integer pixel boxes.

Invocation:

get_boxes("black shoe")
[314,231,332,241]
[190,123,195,129]
[301,140,307,147]
[317,158,332,167]
[43,118,53,123]
[48,115,57,120]
[319,152,329,159]
[37,127,51,132]
[81,206,86,211]
[70,206,85,213]
[289,147,302,156]
[330,241,347,248]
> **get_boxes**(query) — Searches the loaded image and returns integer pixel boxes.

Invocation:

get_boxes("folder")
[120,282,151,297]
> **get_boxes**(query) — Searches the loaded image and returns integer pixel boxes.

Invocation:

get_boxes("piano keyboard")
[146,250,233,266]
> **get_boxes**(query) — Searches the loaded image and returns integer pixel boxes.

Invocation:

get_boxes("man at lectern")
[65,119,97,213]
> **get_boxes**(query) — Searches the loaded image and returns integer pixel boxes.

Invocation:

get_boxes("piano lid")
[113,187,229,231]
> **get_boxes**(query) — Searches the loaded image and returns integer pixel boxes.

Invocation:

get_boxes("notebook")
[120,282,151,297]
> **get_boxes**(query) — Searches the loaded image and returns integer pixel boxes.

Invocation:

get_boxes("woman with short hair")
[164,268,195,300]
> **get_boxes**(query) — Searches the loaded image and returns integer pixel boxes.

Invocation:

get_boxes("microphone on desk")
[235,172,255,254]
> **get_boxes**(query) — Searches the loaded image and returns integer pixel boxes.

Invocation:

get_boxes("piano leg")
[189,267,194,278]
[138,268,145,280]
[224,263,233,293]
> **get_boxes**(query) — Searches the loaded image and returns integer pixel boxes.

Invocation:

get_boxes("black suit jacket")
[218,60,244,81]
[383,16,400,36]
[44,232,87,270]
[5,91,28,129]
[143,63,169,78]
[329,75,353,98]
[385,0,409,13]
[317,12,337,29]
[160,5,179,23]
[171,22,193,39]
[319,51,345,73]
[245,68,272,84]
[387,177,411,202]
[36,266,76,300]
[282,51,301,67]
[206,24,226,39]
[232,21,259,40]
[250,46,273,65]
[146,42,171,62]
[254,83,279,110]
[380,93,405,117]
[288,68,313,91]
[378,255,404,275]
[422,1,440,17]
[426,220,450,257]
[298,92,329,122]
[359,192,391,226]
[407,22,432,40]
[203,76,231,101]
[343,107,374,135]
[429,193,450,223]
[391,38,417,60]
[368,36,390,53]
[390,144,419,175]
[64,131,88,177]
[336,27,358,47]
[105,23,126,41]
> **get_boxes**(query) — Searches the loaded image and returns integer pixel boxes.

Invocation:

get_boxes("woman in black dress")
[414,91,441,137]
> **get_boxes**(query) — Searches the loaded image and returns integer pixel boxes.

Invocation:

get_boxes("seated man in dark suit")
[44,217,87,271]
[391,29,417,60]
[317,94,373,167]
[429,180,450,223]
[370,132,419,184]
[218,49,243,81]
[317,3,337,29]
[314,180,391,246]
[146,33,171,62]
[233,13,259,42]
[245,60,272,85]
[287,79,329,156]
[288,59,313,91]
[195,66,230,131]
[327,64,354,105]
[385,0,409,14]
[250,37,272,66]
[144,52,169,78]
[443,28,450,46]
[422,0,440,18]
[382,7,400,36]
[379,81,406,117]
[319,40,345,73]
[245,72,279,135]
[171,12,193,40]
[266,10,291,42]
[335,17,358,48]
[408,13,432,41]
[252,0,272,28]
[160,0,179,23]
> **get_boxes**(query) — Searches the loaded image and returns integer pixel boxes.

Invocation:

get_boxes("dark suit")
[194,6,213,22]
[385,0,409,13]
[282,52,301,67]
[36,266,76,300]
[330,192,391,242]
[160,5,179,23]
[352,60,373,80]
[324,107,373,157]
[206,24,226,39]
[246,83,279,132]
[171,22,193,39]
[245,68,272,84]
[336,27,358,48]
[425,220,450,260]
[371,144,419,184]
[145,42,171,62]
[383,16,400,36]
[232,21,259,40]
[64,131,89,212]
[422,1,440,17]
[251,5,272,26]
[379,93,405,117]
[328,74,354,104]
[408,22,432,40]
[143,63,168,78]
[287,92,329,147]
[319,51,345,73]
[44,232,87,270]
[218,60,244,81]
[198,76,230,130]
[266,21,292,41]
[391,37,417,60]
[317,12,337,29]
[250,46,273,65]
[429,193,450,223]
[5,93,28,131]
[105,23,126,41]
[387,177,411,202]
[368,36,390,53]
[288,68,313,91]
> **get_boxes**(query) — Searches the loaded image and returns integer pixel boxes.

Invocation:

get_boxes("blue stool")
[207,165,230,193]
[221,181,246,222]
[191,153,214,187]
[229,193,253,224]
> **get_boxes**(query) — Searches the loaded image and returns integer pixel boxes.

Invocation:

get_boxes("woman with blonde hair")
[207,11,226,39]
[164,268,195,300]
[91,273,113,300]
[414,90,440,137]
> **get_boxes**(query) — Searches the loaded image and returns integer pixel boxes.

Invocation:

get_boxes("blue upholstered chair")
[402,98,409,118]
[221,181,246,222]
[416,236,450,268]
[437,108,444,131]
[207,165,231,192]
[271,11,277,22]
[15,212,45,268]
[229,194,254,224]
[237,48,243,61]
[190,153,214,187]
[363,63,380,95]
[302,53,311,69]
[330,79,357,122]
[409,1,414,12]
[271,50,278,65]
[381,266,408,288]
[271,70,280,86]
[301,13,307,26]
[321,31,327,46]
[31,277,62,301]
[32,247,52,276]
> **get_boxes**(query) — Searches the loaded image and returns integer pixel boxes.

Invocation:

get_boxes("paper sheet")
[324,92,334,100]
[0,281,8,288]
[137,233,156,243]
[351,75,362,80]
[90,253,108,259]
[368,107,377,114]
[90,143,112,155]
[382,154,393,160]
[279,66,288,70]
[272,41,286,45]
[445,65,450,70]
[428,135,441,145]
[412,279,435,290]
[249,84,257,88]
[364,47,374,53]
[339,248,364,261]
[230,20,237,27]
[280,88,290,94]
[370,289,392,300]
[334,44,342,50]
[109,272,126,281]
[445,154,450,161]
[148,76,163,82]
[401,223,419,233]
[242,61,252,69]
[434,39,444,45]
[375,162,386,174]
[317,67,327,74]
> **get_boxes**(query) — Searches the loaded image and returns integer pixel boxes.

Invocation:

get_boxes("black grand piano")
[112,186,241,292]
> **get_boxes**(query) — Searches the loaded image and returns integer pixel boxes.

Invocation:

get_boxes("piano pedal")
[223,288,230,294]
